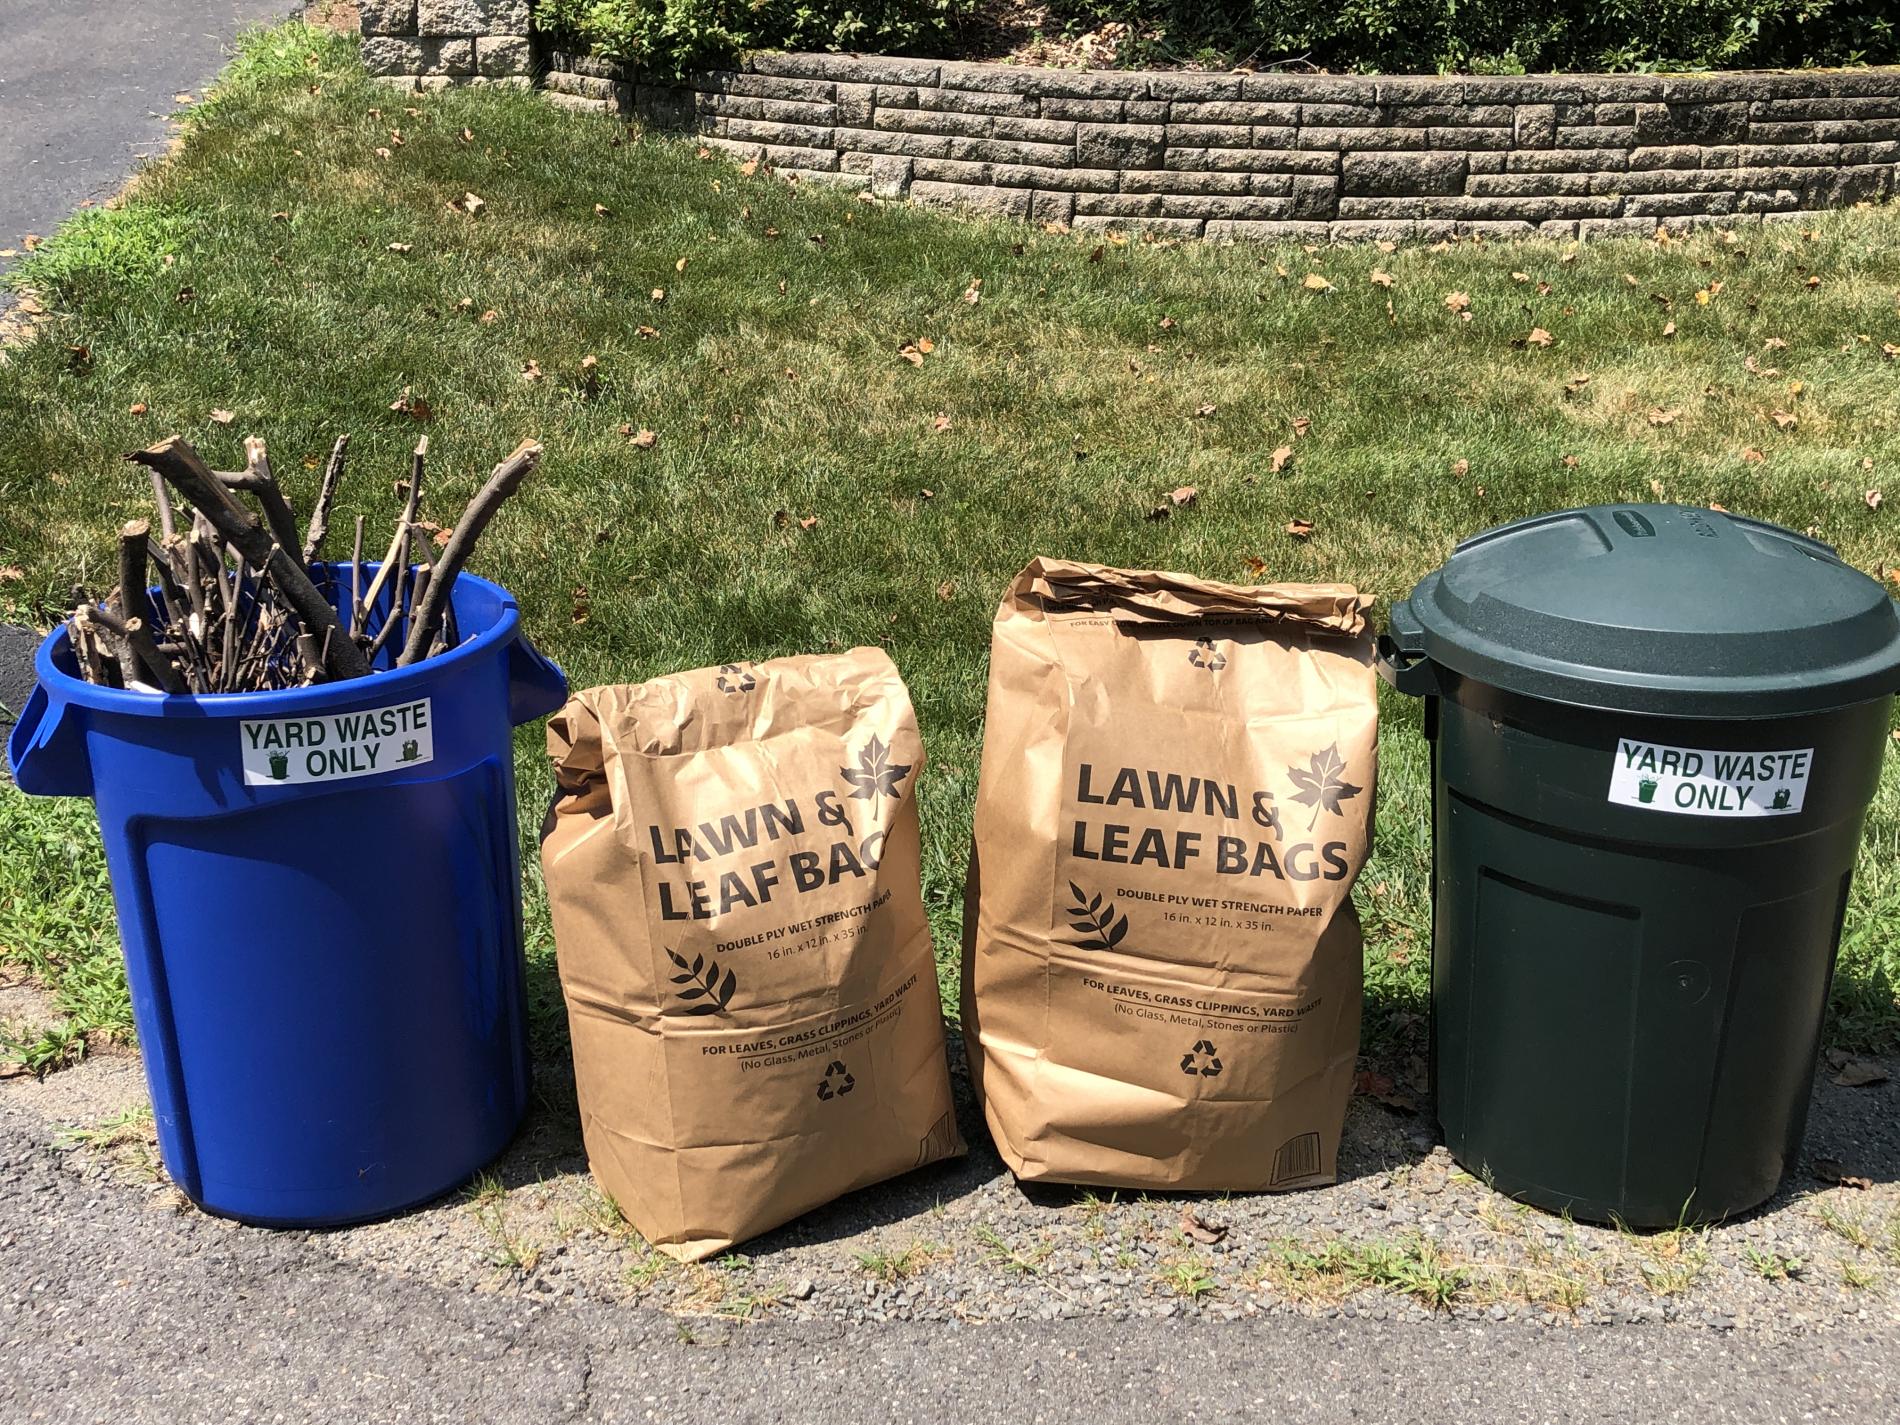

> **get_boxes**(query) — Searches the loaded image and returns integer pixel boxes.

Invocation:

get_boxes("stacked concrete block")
[632,56,1900,240]
[362,18,1900,239]
[360,0,533,91]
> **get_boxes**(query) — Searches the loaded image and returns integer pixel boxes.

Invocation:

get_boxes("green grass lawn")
[2,25,1897,1073]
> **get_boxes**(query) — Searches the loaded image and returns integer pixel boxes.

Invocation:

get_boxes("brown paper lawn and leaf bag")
[962,559,1377,1191]
[543,648,962,1261]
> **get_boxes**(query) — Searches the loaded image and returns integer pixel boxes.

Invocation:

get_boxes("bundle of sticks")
[64,433,542,694]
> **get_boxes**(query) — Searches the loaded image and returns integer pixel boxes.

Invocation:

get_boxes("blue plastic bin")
[7,566,566,1226]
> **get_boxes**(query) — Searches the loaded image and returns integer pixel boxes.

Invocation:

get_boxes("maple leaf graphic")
[841,734,913,814]
[1286,743,1362,831]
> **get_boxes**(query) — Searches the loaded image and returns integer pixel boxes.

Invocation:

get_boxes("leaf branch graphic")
[840,733,913,821]
[1065,880,1130,952]
[1286,742,1363,832]
[665,946,737,1017]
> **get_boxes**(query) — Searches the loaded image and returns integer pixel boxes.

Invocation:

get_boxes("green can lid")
[1387,505,1900,716]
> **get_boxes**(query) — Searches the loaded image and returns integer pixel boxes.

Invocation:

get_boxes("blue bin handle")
[7,681,94,798]
[506,634,568,727]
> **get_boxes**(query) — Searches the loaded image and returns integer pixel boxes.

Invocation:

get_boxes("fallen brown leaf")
[629,428,657,449]
[1811,1157,1873,1190]
[1524,327,1553,348]
[1301,272,1334,293]
[1286,517,1315,540]
[1270,445,1294,473]
[1834,1060,1889,1087]
[1368,269,1394,288]
[1868,489,1884,510]
[520,360,544,382]
[459,192,485,217]
[1443,291,1471,314]
[1451,458,1469,478]
[932,412,952,432]
[1770,409,1799,430]
[129,402,148,416]
[1741,447,1766,463]
[936,579,957,601]
[1353,1069,1418,1114]
[1194,403,1218,418]
[1178,1207,1228,1246]
[963,279,983,305]
[1649,408,1679,426]
[208,408,235,425]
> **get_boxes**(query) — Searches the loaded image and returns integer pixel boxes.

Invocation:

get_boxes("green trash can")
[1378,505,1900,1227]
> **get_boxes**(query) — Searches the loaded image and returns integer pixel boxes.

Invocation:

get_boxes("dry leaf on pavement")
[1833,1060,1889,1088]
[1178,1208,1228,1246]
[1811,1157,1873,1190]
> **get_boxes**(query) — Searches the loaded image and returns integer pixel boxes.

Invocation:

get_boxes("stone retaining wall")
[357,0,535,86]
[363,20,1900,239]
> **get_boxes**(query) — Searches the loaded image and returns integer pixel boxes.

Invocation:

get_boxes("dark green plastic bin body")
[1382,505,1900,1228]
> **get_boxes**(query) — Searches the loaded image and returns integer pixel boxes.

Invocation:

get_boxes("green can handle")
[1376,599,1439,698]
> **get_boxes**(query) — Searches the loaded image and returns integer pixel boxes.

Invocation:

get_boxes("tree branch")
[301,433,349,564]
[126,436,371,680]
[399,439,541,666]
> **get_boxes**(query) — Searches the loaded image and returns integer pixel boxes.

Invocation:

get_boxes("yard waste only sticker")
[240,697,435,785]
[1607,737,1812,817]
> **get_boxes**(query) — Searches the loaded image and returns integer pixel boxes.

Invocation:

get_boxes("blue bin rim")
[31,564,524,721]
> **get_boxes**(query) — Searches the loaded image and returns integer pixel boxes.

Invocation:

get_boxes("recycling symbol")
[1180,1040,1223,1077]
[716,663,757,695]
[1186,638,1227,672]
[816,1060,856,1101]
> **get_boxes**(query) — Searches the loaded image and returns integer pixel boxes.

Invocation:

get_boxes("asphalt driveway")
[0,0,294,272]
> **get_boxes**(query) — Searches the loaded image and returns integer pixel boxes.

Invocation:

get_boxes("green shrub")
[535,0,979,78]
[1049,0,1897,73]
